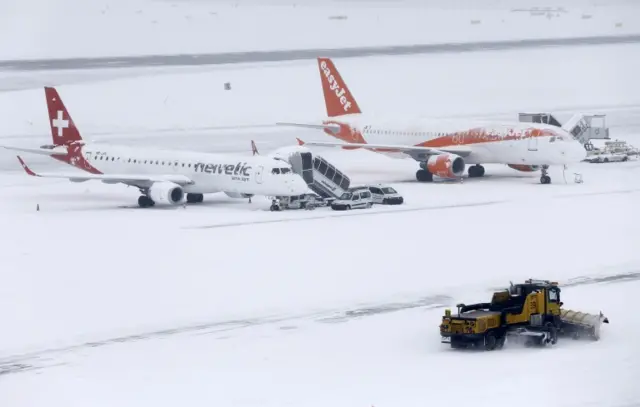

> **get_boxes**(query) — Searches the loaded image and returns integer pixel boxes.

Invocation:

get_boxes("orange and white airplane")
[278,57,587,184]
[2,87,309,208]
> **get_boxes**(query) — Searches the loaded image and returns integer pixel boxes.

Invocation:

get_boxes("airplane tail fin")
[317,58,362,117]
[251,140,259,155]
[44,87,83,146]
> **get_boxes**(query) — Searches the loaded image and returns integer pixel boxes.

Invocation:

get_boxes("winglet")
[17,156,39,177]
[296,138,305,146]
[251,140,259,156]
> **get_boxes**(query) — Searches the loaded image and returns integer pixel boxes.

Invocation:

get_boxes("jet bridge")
[280,149,351,199]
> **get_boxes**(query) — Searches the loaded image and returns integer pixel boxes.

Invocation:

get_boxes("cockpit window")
[549,136,556,143]
[272,168,280,174]
[281,168,291,174]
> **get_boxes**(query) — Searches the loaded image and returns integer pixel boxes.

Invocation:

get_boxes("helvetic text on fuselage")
[194,161,252,182]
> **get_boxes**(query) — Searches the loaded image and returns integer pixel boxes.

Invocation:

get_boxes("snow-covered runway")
[1,3,640,404]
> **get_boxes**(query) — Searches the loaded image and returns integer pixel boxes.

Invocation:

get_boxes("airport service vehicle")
[439,279,609,351]
[269,193,321,211]
[3,87,308,208]
[365,184,404,205]
[278,58,587,185]
[330,188,373,210]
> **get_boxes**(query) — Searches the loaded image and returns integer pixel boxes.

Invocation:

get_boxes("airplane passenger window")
[133,160,137,163]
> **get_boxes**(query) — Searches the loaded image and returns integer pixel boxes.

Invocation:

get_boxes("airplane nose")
[571,141,588,162]
[290,175,310,194]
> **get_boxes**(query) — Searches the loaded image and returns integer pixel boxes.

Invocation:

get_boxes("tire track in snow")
[0,295,453,377]
[2,271,638,377]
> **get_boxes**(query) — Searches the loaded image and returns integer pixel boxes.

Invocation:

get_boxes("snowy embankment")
[0,43,638,152]
[0,0,638,60]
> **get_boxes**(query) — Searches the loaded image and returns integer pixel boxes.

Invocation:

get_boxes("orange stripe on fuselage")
[323,122,556,151]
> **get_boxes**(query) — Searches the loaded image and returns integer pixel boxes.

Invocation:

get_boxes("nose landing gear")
[540,165,551,184]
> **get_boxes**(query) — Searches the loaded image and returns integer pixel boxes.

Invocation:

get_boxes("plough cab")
[439,279,610,350]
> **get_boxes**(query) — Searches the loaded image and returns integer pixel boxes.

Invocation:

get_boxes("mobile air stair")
[286,150,351,199]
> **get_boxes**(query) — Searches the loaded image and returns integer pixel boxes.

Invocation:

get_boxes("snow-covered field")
[2,1,640,405]
[1,0,639,60]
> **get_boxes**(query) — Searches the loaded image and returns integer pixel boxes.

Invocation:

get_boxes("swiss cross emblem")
[52,110,69,138]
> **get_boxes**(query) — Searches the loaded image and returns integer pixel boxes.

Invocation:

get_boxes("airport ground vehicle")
[330,188,373,210]
[269,193,323,211]
[439,279,609,350]
[365,184,404,205]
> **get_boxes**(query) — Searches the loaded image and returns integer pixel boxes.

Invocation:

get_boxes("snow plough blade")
[559,309,609,340]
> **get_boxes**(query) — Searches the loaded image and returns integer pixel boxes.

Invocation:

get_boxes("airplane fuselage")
[323,114,587,166]
[49,142,309,197]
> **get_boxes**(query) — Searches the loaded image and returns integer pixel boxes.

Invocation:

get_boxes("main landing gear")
[416,169,433,182]
[468,164,485,178]
[540,165,551,184]
[138,195,155,208]
[136,192,204,208]
[186,193,204,203]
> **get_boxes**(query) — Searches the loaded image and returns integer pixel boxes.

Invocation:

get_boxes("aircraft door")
[255,165,264,184]
[527,134,538,151]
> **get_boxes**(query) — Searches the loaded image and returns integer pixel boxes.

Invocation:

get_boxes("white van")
[330,188,373,210]
[366,184,404,205]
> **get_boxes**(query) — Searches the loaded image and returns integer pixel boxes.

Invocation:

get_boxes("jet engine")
[224,191,253,199]
[426,153,465,178]
[148,181,184,204]
[508,164,541,172]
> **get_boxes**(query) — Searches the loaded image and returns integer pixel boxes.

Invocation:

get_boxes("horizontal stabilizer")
[2,145,65,156]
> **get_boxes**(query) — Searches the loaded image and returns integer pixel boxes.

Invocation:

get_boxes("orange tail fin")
[44,87,83,146]
[317,58,361,117]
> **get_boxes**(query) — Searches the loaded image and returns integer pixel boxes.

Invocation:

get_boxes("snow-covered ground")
[1,0,638,60]
[1,12,640,406]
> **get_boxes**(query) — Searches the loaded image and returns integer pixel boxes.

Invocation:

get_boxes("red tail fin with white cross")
[44,87,83,146]
[317,58,362,118]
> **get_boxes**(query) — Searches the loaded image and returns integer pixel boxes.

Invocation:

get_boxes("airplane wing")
[295,139,473,158]
[16,156,194,186]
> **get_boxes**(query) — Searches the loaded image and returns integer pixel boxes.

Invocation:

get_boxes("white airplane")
[3,87,309,208]
[278,57,587,184]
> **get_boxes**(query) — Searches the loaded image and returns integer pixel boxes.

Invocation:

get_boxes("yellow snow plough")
[439,279,609,350]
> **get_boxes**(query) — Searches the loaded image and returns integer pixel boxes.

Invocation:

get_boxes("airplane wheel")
[416,169,433,182]
[540,175,551,184]
[468,165,485,178]
[138,196,155,208]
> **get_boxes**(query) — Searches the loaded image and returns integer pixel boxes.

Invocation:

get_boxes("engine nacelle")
[508,164,541,172]
[148,181,184,205]
[224,191,253,199]
[426,153,465,178]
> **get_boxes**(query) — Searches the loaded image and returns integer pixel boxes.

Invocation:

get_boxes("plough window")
[548,289,559,302]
